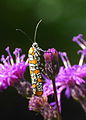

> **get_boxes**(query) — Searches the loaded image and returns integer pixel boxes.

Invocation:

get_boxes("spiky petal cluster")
[57,52,86,111]
[0,47,29,90]
[29,95,58,120]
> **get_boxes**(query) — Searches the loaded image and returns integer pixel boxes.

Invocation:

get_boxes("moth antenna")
[34,19,42,43]
[16,29,33,43]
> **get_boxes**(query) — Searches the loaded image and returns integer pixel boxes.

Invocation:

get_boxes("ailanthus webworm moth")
[28,19,44,96]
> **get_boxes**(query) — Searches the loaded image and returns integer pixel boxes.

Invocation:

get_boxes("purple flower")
[0,46,29,90]
[29,95,59,120]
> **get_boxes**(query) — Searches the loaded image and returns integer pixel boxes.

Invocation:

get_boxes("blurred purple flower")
[0,46,29,90]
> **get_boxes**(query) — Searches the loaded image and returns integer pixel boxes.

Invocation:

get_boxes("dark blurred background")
[0,0,86,120]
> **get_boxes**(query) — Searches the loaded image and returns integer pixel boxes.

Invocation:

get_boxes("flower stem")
[52,78,61,120]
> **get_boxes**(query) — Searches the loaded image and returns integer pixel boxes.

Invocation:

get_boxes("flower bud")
[44,48,59,79]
